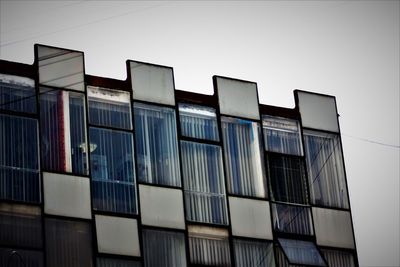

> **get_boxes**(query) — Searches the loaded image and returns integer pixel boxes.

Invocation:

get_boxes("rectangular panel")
[233,239,275,267]
[45,218,93,267]
[139,184,185,229]
[181,141,228,225]
[95,215,140,257]
[262,115,302,155]
[130,61,175,105]
[90,127,137,214]
[267,154,308,204]
[303,130,349,209]
[88,86,132,130]
[188,225,231,266]
[0,203,42,248]
[0,114,40,202]
[0,248,44,267]
[40,88,88,175]
[43,172,91,219]
[142,229,186,267]
[278,238,326,266]
[178,103,219,141]
[97,258,142,267]
[229,197,273,240]
[312,207,355,249]
[134,102,181,186]
[0,73,36,113]
[216,76,260,120]
[37,45,85,91]
[221,116,266,198]
[321,249,356,267]
[271,203,313,236]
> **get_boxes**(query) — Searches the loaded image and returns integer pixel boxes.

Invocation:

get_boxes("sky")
[0,1,399,266]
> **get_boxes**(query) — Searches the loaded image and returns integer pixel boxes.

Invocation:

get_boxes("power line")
[342,133,400,149]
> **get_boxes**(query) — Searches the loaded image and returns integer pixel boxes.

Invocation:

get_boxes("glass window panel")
[181,141,228,225]
[221,116,266,198]
[37,45,84,91]
[0,114,40,202]
[321,249,355,267]
[88,86,132,129]
[178,103,219,141]
[142,229,186,267]
[97,257,142,267]
[40,88,88,175]
[90,127,136,214]
[272,203,313,236]
[268,154,308,204]
[233,239,275,267]
[45,218,93,267]
[188,226,231,267]
[262,115,302,156]
[303,130,349,209]
[0,74,36,113]
[278,238,326,267]
[0,204,42,248]
[134,102,181,187]
[0,248,43,267]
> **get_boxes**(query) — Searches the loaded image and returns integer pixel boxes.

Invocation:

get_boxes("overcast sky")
[1,1,399,266]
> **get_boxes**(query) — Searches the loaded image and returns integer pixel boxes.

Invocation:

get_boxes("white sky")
[1,1,399,266]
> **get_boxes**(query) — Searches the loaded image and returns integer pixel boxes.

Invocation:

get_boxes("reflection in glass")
[90,127,136,214]
[134,102,181,187]
[181,141,227,225]
[278,238,326,267]
[233,239,275,267]
[0,74,36,113]
[0,248,43,267]
[0,115,40,202]
[303,130,349,209]
[179,103,219,141]
[40,88,88,175]
[221,116,266,198]
[272,203,313,235]
[88,86,132,130]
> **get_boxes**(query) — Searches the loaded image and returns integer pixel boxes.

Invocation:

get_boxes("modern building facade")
[0,44,358,267]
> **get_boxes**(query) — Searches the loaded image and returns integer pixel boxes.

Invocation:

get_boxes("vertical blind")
[134,102,181,187]
[278,238,326,267]
[181,141,228,225]
[262,115,303,156]
[0,74,36,113]
[45,218,93,267]
[233,239,275,267]
[142,229,187,267]
[179,103,219,141]
[303,130,349,209]
[0,248,43,267]
[90,127,136,214]
[321,249,355,267]
[221,116,266,198]
[272,203,313,236]
[0,114,40,202]
[40,88,88,175]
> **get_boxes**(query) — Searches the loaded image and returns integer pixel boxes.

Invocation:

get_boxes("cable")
[342,133,400,149]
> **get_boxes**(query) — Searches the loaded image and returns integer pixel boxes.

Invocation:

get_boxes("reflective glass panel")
[278,238,326,266]
[0,74,36,113]
[272,203,313,236]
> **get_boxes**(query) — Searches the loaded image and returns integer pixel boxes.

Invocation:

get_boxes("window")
[0,248,43,267]
[188,226,231,266]
[90,127,136,214]
[303,130,349,209]
[0,114,40,202]
[45,218,93,267]
[97,258,142,267]
[321,249,355,267]
[134,102,181,186]
[0,74,36,113]
[142,229,186,267]
[262,115,302,156]
[179,103,219,141]
[271,203,313,236]
[221,116,266,198]
[39,88,88,175]
[181,141,228,225]
[278,238,326,267]
[233,239,275,267]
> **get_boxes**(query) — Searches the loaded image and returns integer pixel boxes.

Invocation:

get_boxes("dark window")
[271,203,313,236]
[321,249,355,267]
[0,248,43,267]
[278,238,326,267]
[0,74,36,113]
[97,257,142,267]
[233,239,275,267]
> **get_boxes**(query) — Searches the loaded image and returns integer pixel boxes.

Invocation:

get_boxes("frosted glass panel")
[37,45,84,91]
[130,61,175,105]
[0,74,36,113]
[233,239,275,267]
[216,77,259,120]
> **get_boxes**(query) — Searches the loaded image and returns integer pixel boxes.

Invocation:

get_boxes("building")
[0,44,358,267]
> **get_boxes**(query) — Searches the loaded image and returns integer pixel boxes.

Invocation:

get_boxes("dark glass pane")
[272,203,313,235]
[278,238,326,267]
[134,102,181,187]
[179,103,219,141]
[0,114,40,202]
[45,218,93,267]
[90,127,136,214]
[0,248,43,267]
[233,239,275,267]
[268,154,308,204]
[39,88,88,175]
[0,74,36,113]
[97,257,142,267]
[321,249,355,267]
